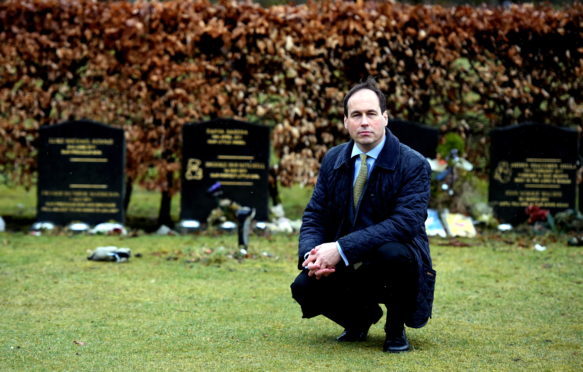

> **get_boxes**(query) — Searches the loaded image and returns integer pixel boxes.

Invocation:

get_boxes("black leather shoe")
[336,328,370,342]
[383,329,411,353]
[336,306,383,342]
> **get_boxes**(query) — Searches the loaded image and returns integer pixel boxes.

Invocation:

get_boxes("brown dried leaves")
[0,0,581,188]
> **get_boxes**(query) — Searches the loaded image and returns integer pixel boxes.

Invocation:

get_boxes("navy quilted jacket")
[298,128,436,328]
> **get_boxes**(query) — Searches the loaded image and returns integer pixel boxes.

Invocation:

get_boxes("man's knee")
[290,270,311,304]
[291,271,328,318]
[376,242,415,268]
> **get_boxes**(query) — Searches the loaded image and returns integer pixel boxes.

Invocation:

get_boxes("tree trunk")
[157,172,174,227]
[123,176,133,213]
[268,167,282,205]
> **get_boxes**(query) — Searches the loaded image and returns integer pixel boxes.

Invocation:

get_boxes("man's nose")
[360,115,370,125]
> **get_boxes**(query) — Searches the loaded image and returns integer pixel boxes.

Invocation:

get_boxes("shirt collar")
[350,135,386,160]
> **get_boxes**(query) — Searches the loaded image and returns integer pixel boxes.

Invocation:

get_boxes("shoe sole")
[384,345,411,353]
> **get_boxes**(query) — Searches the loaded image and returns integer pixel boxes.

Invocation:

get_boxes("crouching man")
[290,78,436,353]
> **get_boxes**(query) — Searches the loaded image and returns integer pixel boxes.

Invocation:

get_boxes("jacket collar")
[333,128,400,171]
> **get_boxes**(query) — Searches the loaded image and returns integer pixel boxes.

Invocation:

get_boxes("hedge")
[1,0,581,192]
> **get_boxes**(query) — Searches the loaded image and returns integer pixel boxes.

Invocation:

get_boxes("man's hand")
[302,242,341,279]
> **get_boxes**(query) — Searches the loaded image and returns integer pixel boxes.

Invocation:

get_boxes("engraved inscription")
[185,158,204,181]
[39,130,122,218]
[494,158,575,209]
[181,119,270,222]
[206,128,248,146]
[50,137,112,163]
[206,158,266,185]
[202,129,263,187]
[40,187,121,213]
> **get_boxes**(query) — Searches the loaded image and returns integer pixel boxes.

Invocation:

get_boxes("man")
[290,78,435,353]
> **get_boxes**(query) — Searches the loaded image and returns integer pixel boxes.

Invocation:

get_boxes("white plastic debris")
[263,218,292,233]
[497,224,513,232]
[270,204,286,218]
[455,158,474,171]
[275,218,293,233]
[219,221,237,231]
[156,225,177,235]
[177,220,201,234]
[179,220,200,229]
[289,219,302,231]
[0,216,5,232]
[255,221,267,231]
[90,222,127,235]
[88,246,131,262]
[31,221,55,232]
[534,244,547,252]
[67,222,90,233]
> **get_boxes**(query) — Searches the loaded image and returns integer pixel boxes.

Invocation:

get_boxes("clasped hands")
[302,242,341,279]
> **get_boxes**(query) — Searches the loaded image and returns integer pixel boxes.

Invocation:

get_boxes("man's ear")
[383,111,388,126]
[343,116,348,129]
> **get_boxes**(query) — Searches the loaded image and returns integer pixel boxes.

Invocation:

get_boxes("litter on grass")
[87,246,131,262]
[534,244,547,252]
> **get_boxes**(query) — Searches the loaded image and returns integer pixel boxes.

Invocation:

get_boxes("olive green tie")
[353,153,368,207]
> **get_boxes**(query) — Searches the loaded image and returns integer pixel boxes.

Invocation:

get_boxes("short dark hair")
[343,77,387,117]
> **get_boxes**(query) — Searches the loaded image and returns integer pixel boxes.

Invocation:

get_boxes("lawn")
[0,185,581,370]
[0,231,581,371]
[0,183,313,232]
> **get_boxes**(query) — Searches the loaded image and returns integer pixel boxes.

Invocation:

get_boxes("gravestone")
[489,122,578,224]
[181,118,270,224]
[389,119,439,159]
[37,120,125,225]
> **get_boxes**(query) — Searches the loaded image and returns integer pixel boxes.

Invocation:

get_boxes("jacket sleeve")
[337,154,431,264]
[297,150,335,269]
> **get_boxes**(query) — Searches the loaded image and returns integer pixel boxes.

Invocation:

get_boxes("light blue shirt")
[350,136,386,185]
[337,135,387,266]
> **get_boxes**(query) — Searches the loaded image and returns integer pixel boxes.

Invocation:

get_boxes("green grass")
[0,185,581,370]
[0,185,36,218]
[0,183,310,228]
[0,232,581,371]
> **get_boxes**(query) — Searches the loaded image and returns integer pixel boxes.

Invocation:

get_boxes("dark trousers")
[290,242,417,331]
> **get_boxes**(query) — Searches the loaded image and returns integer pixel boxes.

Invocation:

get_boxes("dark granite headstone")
[181,118,270,223]
[37,120,125,225]
[489,122,578,224]
[389,119,439,159]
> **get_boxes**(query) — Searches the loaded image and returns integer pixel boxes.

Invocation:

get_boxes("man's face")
[344,89,388,152]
